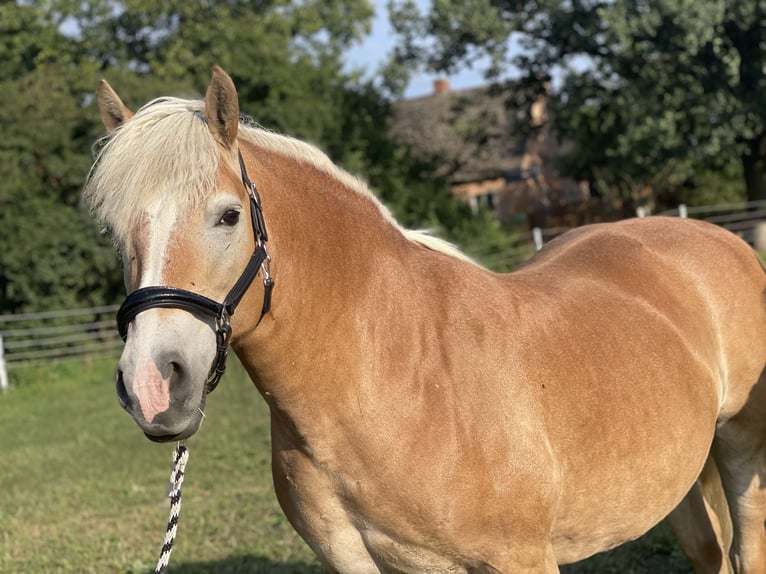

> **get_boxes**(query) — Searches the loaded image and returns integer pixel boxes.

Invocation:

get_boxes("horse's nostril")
[115,368,130,409]
[161,360,183,384]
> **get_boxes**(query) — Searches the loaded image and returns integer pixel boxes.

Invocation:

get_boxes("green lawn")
[1,358,693,573]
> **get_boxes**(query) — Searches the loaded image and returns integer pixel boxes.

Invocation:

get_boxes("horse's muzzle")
[115,366,205,441]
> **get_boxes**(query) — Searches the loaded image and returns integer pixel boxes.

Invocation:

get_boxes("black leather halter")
[116,150,274,393]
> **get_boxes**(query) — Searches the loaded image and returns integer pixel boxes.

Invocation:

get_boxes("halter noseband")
[116,150,274,393]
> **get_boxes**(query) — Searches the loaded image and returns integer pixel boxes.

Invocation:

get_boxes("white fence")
[1,200,765,392]
[0,305,121,392]
[656,199,766,247]
[470,201,766,271]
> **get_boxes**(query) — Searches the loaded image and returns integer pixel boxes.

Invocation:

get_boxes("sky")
[343,0,489,99]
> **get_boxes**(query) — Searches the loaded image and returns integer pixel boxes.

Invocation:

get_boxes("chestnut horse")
[85,67,766,573]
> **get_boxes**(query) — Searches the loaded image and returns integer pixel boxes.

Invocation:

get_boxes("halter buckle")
[216,311,232,340]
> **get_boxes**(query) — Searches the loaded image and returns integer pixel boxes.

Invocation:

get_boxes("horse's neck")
[233,144,414,435]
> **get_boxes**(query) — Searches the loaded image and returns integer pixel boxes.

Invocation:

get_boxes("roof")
[391,81,538,184]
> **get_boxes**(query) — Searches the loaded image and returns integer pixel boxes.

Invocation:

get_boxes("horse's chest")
[273,448,469,573]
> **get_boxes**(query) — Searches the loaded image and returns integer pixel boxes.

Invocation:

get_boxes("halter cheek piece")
[116,150,274,394]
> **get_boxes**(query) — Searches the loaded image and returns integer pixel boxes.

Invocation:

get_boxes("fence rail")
[2,200,766,392]
[470,201,766,271]
[0,305,121,392]
[656,201,766,247]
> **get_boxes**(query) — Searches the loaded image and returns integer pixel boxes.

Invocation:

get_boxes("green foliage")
[73,0,374,140]
[548,0,766,204]
[673,161,746,207]
[0,194,122,313]
[0,2,62,78]
[389,0,766,204]
[0,57,123,313]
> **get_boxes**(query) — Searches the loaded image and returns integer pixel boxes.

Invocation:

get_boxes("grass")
[1,359,317,573]
[1,358,693,573]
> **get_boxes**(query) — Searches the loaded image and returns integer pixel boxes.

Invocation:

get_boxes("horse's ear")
[205,65,239,149]
[97,80,134,134]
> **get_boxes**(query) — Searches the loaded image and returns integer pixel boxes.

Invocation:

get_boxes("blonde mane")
[84,96,473,264]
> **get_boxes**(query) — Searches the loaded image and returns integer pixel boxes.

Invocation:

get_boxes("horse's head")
[86,67,268,442]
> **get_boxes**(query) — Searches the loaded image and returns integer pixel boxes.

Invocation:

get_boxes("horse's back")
[515,218,758,333]
[515,217,765,416]
[518,217,760,289]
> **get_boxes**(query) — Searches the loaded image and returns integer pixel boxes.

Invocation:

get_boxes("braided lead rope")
[155,443,189,574]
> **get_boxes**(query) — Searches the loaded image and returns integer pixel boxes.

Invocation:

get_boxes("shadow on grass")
[170,555,322,574]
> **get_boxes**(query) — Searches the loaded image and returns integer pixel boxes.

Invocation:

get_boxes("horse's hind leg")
[667,456,733,574]
[714,371,766,573]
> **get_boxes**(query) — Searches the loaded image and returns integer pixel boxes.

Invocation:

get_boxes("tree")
[389,0,766,203]
[70,0,374,140]
[0,7,124,314]
[0,0,377,314]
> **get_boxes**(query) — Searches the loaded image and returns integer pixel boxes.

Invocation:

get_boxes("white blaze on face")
[139,199,178,288]
[128,201,178,423]
[120,199,215,424]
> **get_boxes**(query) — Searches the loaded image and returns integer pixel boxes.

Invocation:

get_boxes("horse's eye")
[219,210,240,226]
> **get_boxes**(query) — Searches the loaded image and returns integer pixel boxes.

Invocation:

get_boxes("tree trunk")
[742,136,766,201]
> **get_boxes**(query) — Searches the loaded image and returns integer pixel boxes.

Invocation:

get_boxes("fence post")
[754,222,766,252]
[0,334,8,394]
[636,206,647,218]
[678,204,688,218]
[532,227,543,251]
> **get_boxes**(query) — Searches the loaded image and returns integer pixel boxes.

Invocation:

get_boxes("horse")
[84,66,766,573]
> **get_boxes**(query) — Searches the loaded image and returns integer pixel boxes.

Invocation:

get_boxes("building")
[391,79,590,230]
